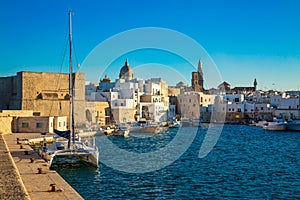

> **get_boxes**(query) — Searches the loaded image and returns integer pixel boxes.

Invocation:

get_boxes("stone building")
[0,71,86,126]
[85,101,111,125]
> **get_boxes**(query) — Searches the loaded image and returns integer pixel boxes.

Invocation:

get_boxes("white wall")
[224,94,244,103]
[270,95,299,109]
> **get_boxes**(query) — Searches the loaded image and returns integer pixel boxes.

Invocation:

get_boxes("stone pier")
[0,133,83,200]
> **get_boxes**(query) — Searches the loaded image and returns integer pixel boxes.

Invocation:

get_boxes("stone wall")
[0,71,86,126]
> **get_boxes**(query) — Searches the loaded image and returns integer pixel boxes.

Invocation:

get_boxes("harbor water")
[56,125,300,199]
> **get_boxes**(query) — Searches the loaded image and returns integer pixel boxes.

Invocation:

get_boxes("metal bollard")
[37,168,42,174]
[50,184,56,192]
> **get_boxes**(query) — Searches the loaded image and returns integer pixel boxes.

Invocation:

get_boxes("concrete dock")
[0,133,83,200]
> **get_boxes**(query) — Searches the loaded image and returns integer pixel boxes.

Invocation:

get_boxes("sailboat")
[43,11,99,168]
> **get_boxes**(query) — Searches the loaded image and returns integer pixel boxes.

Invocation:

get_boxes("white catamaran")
[44,11,99,168]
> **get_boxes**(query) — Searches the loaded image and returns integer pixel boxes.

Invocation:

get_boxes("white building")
[139,102,167,122]
[270,93,300,109]
[224,94,244,103]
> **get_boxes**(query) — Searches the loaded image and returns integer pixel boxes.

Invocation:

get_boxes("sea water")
[56,125,300,199]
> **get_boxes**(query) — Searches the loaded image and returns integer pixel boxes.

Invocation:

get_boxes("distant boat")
[168,118,181,128]
[42,11,99,168]
[256,120,268,128]
[263,119,287,131]
[112,123,130,138]
[130,120,165,134]
[286,120,300,131]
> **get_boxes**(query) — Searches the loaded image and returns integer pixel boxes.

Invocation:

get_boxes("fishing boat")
[43,11,99,168]
[263,119,287,131]
[168,118,181,128]
[256,120,268,128]
[112,123,130,137]
[130,120,165,134]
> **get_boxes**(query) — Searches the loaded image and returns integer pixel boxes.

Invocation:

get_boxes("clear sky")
[0,0,299,91]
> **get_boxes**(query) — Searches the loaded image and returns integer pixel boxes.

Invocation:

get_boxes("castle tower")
[119,58,133,81]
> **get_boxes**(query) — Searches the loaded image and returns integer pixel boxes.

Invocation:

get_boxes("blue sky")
[0,0,299,90]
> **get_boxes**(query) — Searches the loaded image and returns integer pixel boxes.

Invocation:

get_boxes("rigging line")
[48,34,69,116]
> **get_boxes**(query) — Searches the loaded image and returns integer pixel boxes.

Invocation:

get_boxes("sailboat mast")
[68,11,75,148]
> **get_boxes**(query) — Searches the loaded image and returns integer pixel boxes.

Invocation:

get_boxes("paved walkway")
[1,133,83,200]
[0,134,29,200]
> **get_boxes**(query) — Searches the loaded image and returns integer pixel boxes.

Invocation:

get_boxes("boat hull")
[263,123,287,131]
[287,123,300,131]
[49,149,99,168]
[130,126,159,133]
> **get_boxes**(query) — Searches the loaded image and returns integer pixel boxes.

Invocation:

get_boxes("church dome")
[119,58,133,81]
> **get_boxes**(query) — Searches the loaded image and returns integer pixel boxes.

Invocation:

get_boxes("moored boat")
[130,120,164,134]
[256,120,268,128]
[112,123,130,137]
[43,134,99,168]
[263,119,287,131]
[41,11,99,169]
[286,120,300,131]
[168,118,181,128]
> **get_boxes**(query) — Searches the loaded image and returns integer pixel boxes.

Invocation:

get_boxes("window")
[63,122,66,127]
[229,108,231,111]
[59,122,61,127]
[22,122,29,128]
[261,107,264,111]
[234,98,239,102]
[237,108,241,112]
[232,108,235,112]
[36,123,43,128]
[201,97,203,102]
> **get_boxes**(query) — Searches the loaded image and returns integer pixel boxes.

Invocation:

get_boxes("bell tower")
[197,60,204,92]
[254,78,257,91]
[191,59,204,92]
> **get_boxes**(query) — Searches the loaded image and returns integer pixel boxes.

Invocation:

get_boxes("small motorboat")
[263,119,287,131]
